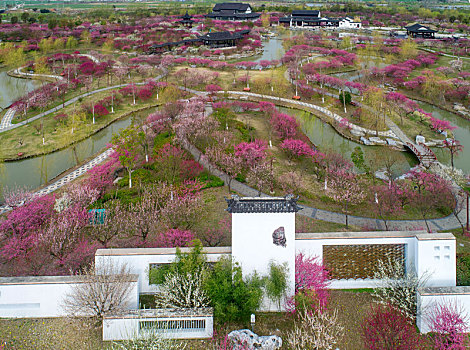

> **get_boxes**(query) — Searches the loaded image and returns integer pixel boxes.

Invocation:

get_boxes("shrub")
[205,257,263,323]
[362,303,425,350]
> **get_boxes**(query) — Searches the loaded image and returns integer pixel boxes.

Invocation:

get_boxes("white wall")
[295,231,456,288]
[415,237,456,287]
[232,212,295,310]
[0,276,139,318]
[95,247,231,294]
[103,314,214,341]
[417,287,470,333]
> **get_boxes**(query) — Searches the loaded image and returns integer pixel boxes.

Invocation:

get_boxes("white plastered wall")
[232,212,295,311]
[95,247,231,294]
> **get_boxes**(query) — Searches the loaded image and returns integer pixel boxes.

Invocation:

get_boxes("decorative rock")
[369,137,387,145]
[416,135,426,144]
[360,136,372,145]
[228,329,282,350]
[351,129,365,137]
[386,138,397,146]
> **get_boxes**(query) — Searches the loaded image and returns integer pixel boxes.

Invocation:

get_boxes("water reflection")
[417,101,470,173]
[281,107,418,176]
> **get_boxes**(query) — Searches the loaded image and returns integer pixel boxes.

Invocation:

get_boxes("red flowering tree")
[428,300,469,350]
[362,304,425,350]
[280,139,316,160]
[157,229,195,248]
[270,112,298,139]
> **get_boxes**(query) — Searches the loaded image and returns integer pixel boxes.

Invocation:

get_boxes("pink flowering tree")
[110,125,141,188]
[157,229,195,248]
[290,253,330,311]
[409,171,454,232]
[280,139,316,160]
[372,184,405,231]
[428,300,469,350]
[234,139,267,170]
[270,112,298,140]
[327,169,366,228]
[443,139,464,170]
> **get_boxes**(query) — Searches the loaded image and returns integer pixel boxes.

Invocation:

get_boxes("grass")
[0,92,158,160]
[0,290,378,349]
[228,109,451,222]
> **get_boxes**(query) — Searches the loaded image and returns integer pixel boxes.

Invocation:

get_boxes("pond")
[417,100,470,173]
[0,110,154,199]
[280,107,419,177]
[0,70,41,110]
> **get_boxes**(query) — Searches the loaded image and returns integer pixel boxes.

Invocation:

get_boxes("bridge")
[404,142,438,168]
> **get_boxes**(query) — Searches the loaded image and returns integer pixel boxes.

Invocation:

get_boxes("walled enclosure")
[417,287,470,333]
[0,275,139,318]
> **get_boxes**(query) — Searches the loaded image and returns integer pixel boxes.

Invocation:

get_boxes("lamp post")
[465,182,470,232]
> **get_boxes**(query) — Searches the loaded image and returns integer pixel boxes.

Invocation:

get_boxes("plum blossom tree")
[443,139,464,170]
[409,171,454,232]
[110,125,141,189]
[327,169,366,228]
[428,300,469,350]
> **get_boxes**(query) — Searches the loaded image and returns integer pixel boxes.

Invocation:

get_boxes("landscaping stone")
[369,137,387,145]
[228,329,282,350]
[351,129,365,137]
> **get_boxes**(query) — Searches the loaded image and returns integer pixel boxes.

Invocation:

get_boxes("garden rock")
[228,329,282,350]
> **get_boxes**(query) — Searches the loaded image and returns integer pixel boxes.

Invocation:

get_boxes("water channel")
[1,42,470,196]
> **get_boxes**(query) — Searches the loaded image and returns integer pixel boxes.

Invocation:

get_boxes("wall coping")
[104,308,213,319]
[0,274,139,286]
[419,286,470,296]
[295,231,455,241]
[96,247,231,257]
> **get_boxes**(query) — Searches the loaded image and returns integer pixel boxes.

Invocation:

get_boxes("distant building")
[405,23,437,38]
[279,11,361,29]
[206,3,260,21]
[199,29,250,48]
[179,12,194,27]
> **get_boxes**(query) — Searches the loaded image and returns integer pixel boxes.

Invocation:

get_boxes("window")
[139,319,206,332]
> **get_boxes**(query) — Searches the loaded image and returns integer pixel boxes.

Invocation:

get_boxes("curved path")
[0,76,165,133]
[1,72,467,231]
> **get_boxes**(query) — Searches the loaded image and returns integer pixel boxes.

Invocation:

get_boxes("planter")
[292,96,301,100]
[243,87,251,92]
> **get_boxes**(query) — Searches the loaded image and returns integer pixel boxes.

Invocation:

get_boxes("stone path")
[0,148,114,214]
[185,103,468,232]
[0,108,16,129]
[0,73,166,132]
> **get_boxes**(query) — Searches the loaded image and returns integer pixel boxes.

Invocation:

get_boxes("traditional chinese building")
[405,23,437,38]
[198,30,250,48]
[179,12,194,28]
[206,2,260,21]
[279,10,361,29]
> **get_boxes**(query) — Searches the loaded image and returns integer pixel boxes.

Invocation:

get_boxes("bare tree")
[286,305,344,350]
[62,261,136,323]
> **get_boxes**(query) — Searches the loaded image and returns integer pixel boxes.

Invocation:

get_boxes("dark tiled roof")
[213,2,251,12]
[226,195,301,214]
[292,10,320,17]
[405,23,436,33]
[199,30,248,41]
[206,11,260,19]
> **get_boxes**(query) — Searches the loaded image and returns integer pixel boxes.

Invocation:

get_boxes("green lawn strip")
[0,92,161,160]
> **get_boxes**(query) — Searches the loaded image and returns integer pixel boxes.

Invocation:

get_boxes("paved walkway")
[0,108,16,129]
[0,148,114,214]
[0,73,166,132]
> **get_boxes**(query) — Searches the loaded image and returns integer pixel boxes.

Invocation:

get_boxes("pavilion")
[405,23,437,38]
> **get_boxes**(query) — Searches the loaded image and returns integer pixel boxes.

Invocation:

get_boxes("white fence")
[0,275,139,318]
[103,308,213,341]
[295,231,456,288]
[417,287,470,333]
[95,247,231,294]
